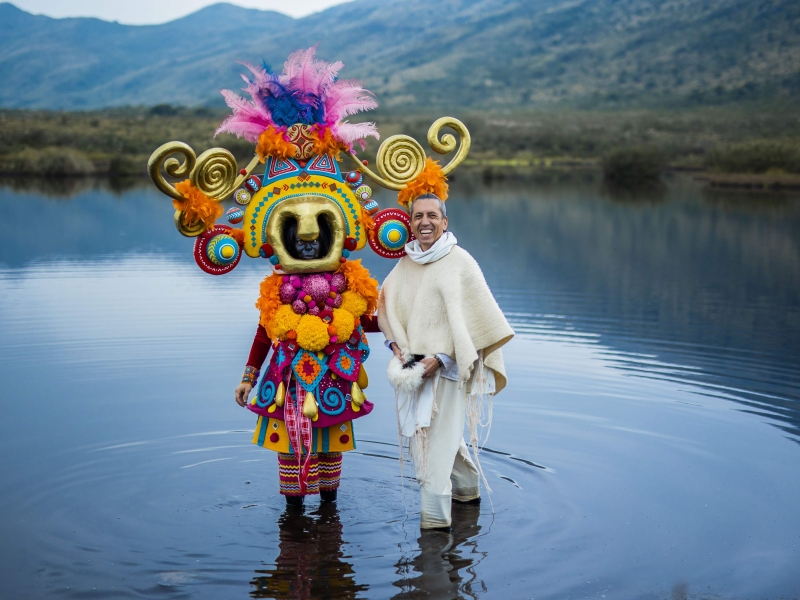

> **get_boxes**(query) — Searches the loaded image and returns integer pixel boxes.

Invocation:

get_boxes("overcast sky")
[9,0,354,22]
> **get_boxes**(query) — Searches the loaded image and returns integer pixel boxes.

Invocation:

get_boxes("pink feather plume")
[216,47,379,149]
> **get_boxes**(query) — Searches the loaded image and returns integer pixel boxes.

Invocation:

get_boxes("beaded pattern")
[242,365,260,386]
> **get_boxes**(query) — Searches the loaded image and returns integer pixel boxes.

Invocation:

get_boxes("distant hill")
[0,0,798,110]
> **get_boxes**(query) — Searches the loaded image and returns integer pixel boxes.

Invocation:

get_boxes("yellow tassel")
[303,391,318,419]
[351,382,366,407]
[357,365,369,390]
[351,402,360,412]
[275,382,285,408]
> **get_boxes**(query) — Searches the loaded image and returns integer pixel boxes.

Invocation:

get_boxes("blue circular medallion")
[207,234,239,266]
[377,220,408,252]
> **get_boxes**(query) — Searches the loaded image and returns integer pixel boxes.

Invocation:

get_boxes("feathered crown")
[216,47,379,153]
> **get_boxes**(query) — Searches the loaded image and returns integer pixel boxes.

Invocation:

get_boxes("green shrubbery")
[704,142,800,174]
[1,107,799,178]
[0,147,95,176]
[601,147,665,182]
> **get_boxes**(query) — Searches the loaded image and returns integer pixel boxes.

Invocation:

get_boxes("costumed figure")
[147,46,473,507]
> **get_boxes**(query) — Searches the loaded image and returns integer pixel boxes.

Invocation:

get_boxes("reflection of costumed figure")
[148,46,474,507]
[250,504,368,599]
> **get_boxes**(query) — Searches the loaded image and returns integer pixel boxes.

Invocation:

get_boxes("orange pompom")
[269,305,302,340]
[173,180,223,231]
[296,315,330,351]
[397,157,449,208]
[339,291,368,319]
[256,126,297,162]
[338,259,379,315]
[287,330,297,340]
[331,308,356,341]
[327,325,337,336]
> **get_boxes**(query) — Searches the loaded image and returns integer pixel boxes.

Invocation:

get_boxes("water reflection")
[0,175,146,198]
[392,503,485,600]
[251,504,367,599]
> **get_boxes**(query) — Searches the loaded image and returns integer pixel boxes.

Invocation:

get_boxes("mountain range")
[0,0,798,110]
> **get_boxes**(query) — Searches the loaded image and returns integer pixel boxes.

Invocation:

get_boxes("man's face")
[410,198,448,251]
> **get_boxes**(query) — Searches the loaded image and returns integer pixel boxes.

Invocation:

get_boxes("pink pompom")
[279,282,296,304]
[308,306,320,316]
[291,275,303,289]
[329,336,338,343]
[325,298,335,306]
[282,275,290,283]
[330,273,346,293]
[324,273,333,281]
[302,274,331,304]
[307,300,317,309]
[291,299,307,315]
[297,290,306,300]
[332,294,343,308]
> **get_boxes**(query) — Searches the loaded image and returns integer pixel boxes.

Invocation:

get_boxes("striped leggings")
[277,452,342,496]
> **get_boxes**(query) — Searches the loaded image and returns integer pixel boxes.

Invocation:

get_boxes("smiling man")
[378,193,514,530]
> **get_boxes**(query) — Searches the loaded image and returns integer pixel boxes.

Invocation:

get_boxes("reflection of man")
[392,503,484,599]
[378,194,514,530]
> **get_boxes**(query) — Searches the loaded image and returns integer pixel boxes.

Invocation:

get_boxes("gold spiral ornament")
[427,117,471,175]
[147,141,196,200]
[190,148,238,200]
[376,135,426,187]
[173,210,207,238]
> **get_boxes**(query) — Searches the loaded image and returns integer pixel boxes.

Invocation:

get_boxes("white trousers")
[410,377,480,529]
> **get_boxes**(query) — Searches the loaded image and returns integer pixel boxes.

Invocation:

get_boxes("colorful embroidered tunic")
[244,265,379,495]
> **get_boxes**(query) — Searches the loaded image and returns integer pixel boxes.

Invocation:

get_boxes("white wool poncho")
[378,245,514,393]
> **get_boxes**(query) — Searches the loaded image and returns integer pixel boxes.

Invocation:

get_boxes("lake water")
[1,172,799,600]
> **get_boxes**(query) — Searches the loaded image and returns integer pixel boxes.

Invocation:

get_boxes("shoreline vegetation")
[1,106,799,191]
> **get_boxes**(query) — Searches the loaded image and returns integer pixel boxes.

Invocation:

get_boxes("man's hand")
[390,342,403,361]
[420,357,440,379]
[235,383,252,407]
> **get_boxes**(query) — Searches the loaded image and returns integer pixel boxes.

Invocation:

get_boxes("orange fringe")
[227,228,245,247]
[255,274,284,339]
[312,126,349,158]
[358,211,375,238]
[397,157,449,208]
[173,180,223,231]
[338,259,379,316]
[256,127,297,162]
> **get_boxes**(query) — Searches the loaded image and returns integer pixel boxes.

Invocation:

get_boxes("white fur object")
[386,355,425,394]
[387,356,439,439]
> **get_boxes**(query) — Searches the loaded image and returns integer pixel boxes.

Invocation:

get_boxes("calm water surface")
[1,173,799,599]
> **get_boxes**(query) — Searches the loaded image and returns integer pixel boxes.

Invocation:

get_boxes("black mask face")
[294,237,321,259]
[282,216,332,261]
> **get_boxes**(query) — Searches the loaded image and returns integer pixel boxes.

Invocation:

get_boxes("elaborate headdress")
[147,47,471,272]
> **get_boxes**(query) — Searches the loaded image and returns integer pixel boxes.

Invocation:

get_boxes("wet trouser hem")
[452,487,480,502]
[420,517,452,529]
